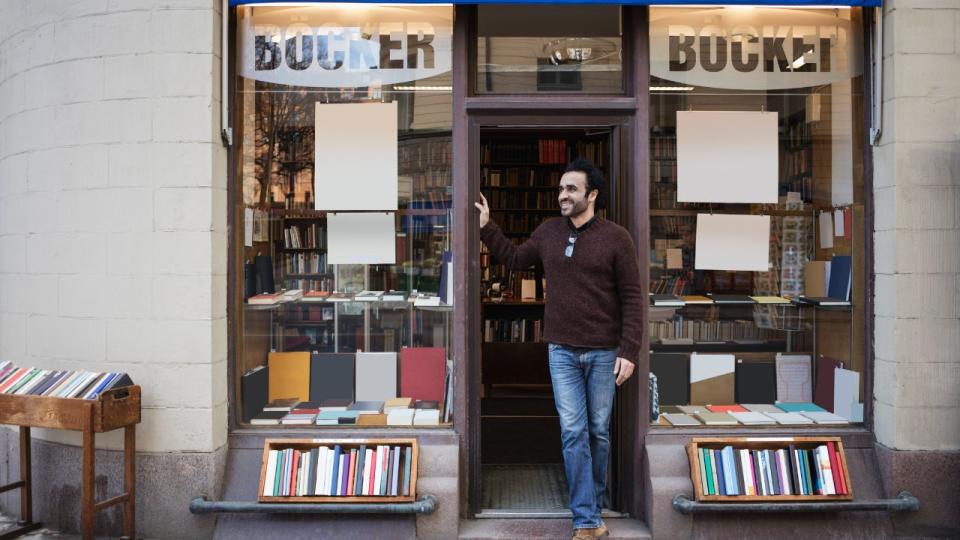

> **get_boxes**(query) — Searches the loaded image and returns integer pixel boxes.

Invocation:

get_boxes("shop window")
[647,7,867,429]
[476,5,623,94]
[234,4,453,428]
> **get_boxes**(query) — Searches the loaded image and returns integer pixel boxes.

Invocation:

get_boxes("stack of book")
[660,403,850,427]
[262,444,414,498]
[251,398,442,427]
[0,362,133,400]
[694,442,849,497]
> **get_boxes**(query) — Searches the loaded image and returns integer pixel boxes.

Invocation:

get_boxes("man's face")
[558,171,594,218]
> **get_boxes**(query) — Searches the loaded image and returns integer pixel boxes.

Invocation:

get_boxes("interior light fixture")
[393,85,452,91]
[650,86,695,92]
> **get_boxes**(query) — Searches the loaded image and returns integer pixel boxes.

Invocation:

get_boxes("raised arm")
[475,193,542,270]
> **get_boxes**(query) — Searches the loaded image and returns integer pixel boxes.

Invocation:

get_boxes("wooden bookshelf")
[258,438,419,503]
[0,386,141,540]
[686,436,853,502]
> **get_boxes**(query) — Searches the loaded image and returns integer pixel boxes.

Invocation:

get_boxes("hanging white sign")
[650,7,862,90]
[239,5,452,88]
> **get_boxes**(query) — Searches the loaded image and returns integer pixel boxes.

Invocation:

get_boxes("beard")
[560,197,590,217]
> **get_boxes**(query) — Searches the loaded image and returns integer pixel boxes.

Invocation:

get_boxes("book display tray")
[0,385,141,540]
[258,438,419,503]
[686,436,853,502]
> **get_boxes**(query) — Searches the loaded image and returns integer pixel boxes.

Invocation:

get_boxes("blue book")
[402,446,412,496]
[828,255,852,301]
[776,402,826,413]
[722,446,738,495]
[330,445,341,496]
[340,450,351,496]
[714,450,726,495]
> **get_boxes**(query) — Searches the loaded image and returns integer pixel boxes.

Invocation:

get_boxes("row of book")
[282,253,327,275]
[649,318,784,342]
[650,136,677,159]
[480,140,567,164]
[482,189,558,210]
[249,290,443,307]
[696,442,848,497]
[662,403,850,427]
[652,294,850,308]
[489,212,552,235]
[398,136,452,169]
[482,317,543,343]
[263,444,413,498]
[0,362,132,400]
[242,349,450,424]
[283,224,325,249]
[252,398,442,426]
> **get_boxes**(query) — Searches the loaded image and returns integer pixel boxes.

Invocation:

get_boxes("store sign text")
[650,9,862,90]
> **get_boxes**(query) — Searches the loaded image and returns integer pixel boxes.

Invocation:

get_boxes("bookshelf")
[686,436,853,502]
[258,438,419,503]
[0,386,141,540]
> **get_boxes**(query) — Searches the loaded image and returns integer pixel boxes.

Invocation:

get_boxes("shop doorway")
[475,125,626,517]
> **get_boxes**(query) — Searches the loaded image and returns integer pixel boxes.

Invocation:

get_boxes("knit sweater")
[480,216,644,362]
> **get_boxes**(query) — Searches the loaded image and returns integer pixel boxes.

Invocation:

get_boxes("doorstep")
[458,518,651,539]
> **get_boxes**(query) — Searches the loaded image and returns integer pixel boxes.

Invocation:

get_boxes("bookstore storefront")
[227,2,881,538]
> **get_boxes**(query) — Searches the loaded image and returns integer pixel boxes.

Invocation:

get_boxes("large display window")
[646,7,868,429]
[233,4,454,428]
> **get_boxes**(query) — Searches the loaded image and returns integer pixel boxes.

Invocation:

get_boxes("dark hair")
[564,158,606,209]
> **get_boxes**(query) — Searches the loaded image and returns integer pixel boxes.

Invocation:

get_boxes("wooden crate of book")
[686,436,853,502]
[258,438,419,503]
[0,385,141,433]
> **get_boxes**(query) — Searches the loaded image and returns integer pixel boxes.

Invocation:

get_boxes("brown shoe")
[572,523,609,540]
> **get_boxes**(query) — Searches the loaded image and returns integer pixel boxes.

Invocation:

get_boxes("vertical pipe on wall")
[222,0,233,147]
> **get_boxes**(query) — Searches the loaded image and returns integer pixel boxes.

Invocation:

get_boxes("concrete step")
[459,518,651,540]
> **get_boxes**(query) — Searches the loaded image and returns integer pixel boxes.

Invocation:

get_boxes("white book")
[355,352,397,402]
[70,372,102,398]
[739,449,755,496]
[729,411,776,425]
[15,370,49,395]
[387,409,415,426]
[263,450,278,496]
[362,449,373,496]
[354,290,384,302]
[316,447,327,496]
[817,446,836,495]
[391,446,401,496]
[58,371,89,398]
[336,458,344,496]
[413,409,440,425]
[374,446,384,495]
[802,411,849,425]
[778,449,792,495]
[325,447,335,496]
[766,412,814,425]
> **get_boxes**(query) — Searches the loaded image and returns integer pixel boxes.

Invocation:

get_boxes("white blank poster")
[327,212,396,265]
[677,111,778,204]
[315,102,398,211]
[695,214,770,271]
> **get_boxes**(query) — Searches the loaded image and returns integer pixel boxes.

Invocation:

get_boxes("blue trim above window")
[231,0,881,6]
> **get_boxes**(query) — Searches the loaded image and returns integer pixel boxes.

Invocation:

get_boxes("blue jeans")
[548,342,617,529]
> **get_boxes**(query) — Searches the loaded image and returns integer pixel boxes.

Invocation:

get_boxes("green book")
[702,448,715,495]
[274,449,283,496]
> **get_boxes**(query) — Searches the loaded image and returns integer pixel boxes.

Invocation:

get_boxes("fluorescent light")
[791,56,807,70]
[650,86,694,92]
[393,85,452,91]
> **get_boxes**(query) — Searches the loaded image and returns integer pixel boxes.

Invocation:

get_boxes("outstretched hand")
[474,193,490,228]
[614,357,635,386]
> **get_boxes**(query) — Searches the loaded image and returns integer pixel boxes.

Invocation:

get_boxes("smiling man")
[476,158,644,540]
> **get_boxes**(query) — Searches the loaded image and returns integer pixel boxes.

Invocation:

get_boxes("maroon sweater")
[481,217,644,362]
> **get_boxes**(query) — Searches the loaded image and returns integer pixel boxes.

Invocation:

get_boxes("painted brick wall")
[0,0,228,454]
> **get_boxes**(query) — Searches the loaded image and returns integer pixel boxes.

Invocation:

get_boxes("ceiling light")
[650,86,695,92]
[393,85,452,91]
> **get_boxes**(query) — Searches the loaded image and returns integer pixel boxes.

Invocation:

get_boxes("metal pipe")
[672,491,919,514]
[869,3,884,146]
[220,0,233,146]
[189,495,437,515]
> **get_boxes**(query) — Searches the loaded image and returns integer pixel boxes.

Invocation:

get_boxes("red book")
[843,207,852,240]
[368,449,377,495]
[347,450,357,496]
[827,442,846,494]
[706,405,748,413]
[289,450,300,496]
[400,348,446,403]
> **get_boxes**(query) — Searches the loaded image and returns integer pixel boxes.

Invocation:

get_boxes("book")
[813,356,843,412]
[413,293,441,307]
[651,294,685,307]
[388,409,415,426]
[384,397,413,411]
[749,296,791,304]
[729,411,776,425]
[399,348,446,403]
[804,260,829,297]
[689,353,735,405]
[413,409,440,425]
[678,404,707,414]
[741,403,782,414]
[241,366,269,423]
[735,359,777,404]
[263,398,299,412]
[268,352,311,402]
[414,400,439,410]
[355,352,397,402]
[326,292,354,302]
[354,290,384,302]
[694,412,739,426]
[302,290,331,302]
[833,367,860,420]
[403,446,412,496]
[382,290,408,302]
[797,296,850,306]
[775,402,825,413]
[775,353,812,403]
[319,398,351,411]
[708,294,755,304]
[248,292,283,305]
[801,411,849,424]
[680,295,714,304]
[766,412,814,425]
[650,353,690,406]
[348,401,385,414]
[280,412,317,425]
[310,353,355,404]
[706,405,747,413]
[662,413,700,426]
[250,410,286,425]
[357,413,387,426]
[281,289,304,302]
[828,255,852,301]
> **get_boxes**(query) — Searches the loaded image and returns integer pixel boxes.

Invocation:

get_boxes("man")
[476,158,643,540]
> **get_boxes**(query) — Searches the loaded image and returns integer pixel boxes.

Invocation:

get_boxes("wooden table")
[0,385,141,540]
